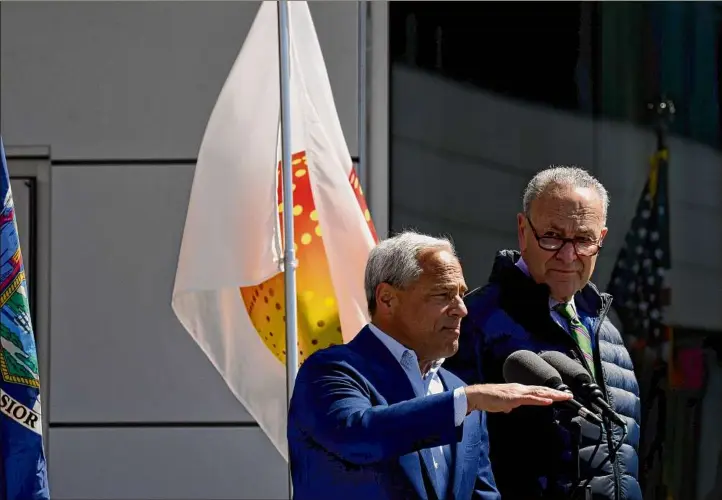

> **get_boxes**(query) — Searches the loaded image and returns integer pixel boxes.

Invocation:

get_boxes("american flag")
[606,148,671,347]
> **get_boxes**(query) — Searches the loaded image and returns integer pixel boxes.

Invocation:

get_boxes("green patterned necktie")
[554,303,596,378]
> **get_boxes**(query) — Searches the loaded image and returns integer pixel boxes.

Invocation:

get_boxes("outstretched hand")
[464,383,573,413]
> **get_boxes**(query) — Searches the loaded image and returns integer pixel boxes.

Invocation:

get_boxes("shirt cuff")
[453,386,467,426]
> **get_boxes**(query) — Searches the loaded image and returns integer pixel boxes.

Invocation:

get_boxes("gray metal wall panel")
[50,165,252,423]
[0,1,359,160]
[48,427,287,499]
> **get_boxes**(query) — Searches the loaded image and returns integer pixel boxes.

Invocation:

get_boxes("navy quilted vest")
[445,250,642,500]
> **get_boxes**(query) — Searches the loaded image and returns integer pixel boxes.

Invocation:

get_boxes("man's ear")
[517,212,527,251]
[374,282,398,315]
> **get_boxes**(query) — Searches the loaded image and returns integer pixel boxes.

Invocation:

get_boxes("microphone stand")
[573,401,630,498]
[549,400,593,500]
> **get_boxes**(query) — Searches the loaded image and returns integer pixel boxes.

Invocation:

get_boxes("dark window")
[390,1,584,112]
[718,14,722,145]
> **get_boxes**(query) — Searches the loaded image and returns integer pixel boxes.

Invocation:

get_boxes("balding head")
[517,166,609,302]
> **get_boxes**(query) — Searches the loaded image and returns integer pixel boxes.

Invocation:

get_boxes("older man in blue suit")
[288,231,572,500]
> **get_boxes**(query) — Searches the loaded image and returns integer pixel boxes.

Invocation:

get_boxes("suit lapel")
[349,327,432,499]
[348,326,417,403]
[418,449,443,500]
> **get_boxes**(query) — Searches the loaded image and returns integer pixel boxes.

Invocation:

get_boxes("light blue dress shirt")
[368,323,467,495]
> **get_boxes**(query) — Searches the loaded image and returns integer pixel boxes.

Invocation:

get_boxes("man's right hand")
[464,383,573,414]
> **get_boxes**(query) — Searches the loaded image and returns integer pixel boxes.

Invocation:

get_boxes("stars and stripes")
[606,149,671,347]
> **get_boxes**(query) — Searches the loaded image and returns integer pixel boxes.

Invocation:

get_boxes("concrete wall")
[390,64,722,332]
[1,2,370,498]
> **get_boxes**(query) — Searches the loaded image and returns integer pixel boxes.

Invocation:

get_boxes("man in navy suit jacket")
[288,231,572,500]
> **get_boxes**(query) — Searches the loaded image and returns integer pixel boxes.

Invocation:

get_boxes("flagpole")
[277,1,298,497]
[648,95,675,153]
[357,0,368,191]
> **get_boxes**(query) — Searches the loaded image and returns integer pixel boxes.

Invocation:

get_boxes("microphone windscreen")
[539,351,592,388]
[503,350,562,388]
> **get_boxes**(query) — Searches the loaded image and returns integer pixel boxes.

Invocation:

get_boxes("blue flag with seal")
[0,137,50,500]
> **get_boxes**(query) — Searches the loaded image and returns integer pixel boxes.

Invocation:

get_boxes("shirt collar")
[368,323,444,377]
[515,256,577,314]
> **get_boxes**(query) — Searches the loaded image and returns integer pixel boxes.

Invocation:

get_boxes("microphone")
[503,350,603,426]
[539,350,627,429]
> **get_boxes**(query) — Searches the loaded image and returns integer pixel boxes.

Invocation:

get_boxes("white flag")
[171,1,378,461]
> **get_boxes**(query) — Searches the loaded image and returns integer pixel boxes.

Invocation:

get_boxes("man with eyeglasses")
[445,166,642,500]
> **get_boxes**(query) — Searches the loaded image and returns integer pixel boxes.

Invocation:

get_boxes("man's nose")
[555,241,578,263]
[450,295,468,317]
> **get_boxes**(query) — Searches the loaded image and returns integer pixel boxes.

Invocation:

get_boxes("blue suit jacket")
[288,326,499,500]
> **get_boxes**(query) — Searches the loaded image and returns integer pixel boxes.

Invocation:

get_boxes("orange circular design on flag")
[240,154,379,365]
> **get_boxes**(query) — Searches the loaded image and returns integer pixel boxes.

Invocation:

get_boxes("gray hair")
[522,165,609,221]
[364,230,455,316]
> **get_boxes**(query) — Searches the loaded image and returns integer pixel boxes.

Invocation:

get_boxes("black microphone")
[539,350,627,429]
[502,350,603,426]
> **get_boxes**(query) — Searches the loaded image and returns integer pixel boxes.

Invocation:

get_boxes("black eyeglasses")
[526,217,603,257]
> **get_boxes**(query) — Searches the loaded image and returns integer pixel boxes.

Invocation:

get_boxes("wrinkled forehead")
[530,185,605,233]
[415,249,465,286]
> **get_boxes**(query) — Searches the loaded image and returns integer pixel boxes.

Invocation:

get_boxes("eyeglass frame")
[525,216,604,257]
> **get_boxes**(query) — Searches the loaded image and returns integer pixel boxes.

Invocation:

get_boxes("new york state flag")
[0,137,50,500]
